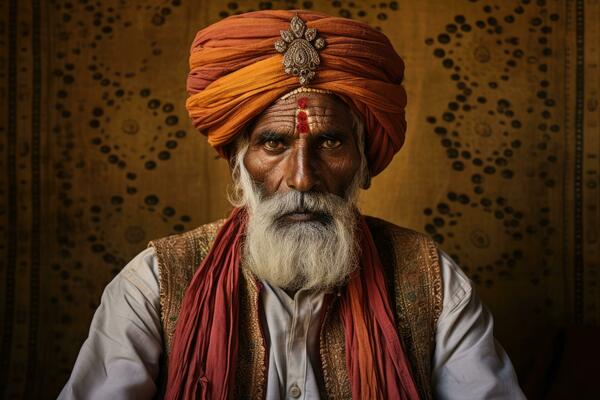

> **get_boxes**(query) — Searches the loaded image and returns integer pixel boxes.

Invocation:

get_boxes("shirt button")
[289,384,302,398]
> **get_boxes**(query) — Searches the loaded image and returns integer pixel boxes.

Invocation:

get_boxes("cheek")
[321,150,362,194]
[243,150,284,193]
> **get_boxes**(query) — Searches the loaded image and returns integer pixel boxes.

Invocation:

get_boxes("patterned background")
[1,0,599,398]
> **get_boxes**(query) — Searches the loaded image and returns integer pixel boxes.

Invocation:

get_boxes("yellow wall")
[2,0,599,398]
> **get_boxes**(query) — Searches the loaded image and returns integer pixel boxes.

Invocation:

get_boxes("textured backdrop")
[1,0,599,398]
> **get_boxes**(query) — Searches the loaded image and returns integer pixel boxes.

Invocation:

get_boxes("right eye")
[263,140,284,151]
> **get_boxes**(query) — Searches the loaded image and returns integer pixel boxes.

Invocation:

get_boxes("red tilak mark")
[297,122,309,134]
[297,97,308,109]
[296,111,309,135]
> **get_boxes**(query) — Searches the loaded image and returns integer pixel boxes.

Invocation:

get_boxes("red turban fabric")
[186,10,407,176]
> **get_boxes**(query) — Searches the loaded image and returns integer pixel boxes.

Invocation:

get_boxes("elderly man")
[60,10,525,400]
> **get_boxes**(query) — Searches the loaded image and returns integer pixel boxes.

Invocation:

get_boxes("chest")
[150,218,442,399]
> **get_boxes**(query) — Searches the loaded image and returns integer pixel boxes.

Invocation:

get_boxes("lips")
[283,212,319,222]
[278,210,332,224]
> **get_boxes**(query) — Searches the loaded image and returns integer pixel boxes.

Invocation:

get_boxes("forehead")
[250,92,353,133]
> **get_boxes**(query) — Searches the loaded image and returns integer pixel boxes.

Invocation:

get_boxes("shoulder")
[365,215,434,244]
[149,218,227,252]
[437,249,474,314]
[145,217,227,294]
[104,218,227,301]
[148,219,226,272]
[105,246,160,306]
[364,215,439,270]
[365,215,474,313]
[365,216,441,285]
[366,215,443,314]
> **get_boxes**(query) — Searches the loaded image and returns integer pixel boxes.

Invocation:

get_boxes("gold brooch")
[274,14,326,86]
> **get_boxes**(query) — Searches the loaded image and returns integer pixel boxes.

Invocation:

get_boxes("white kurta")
[58,247,525,400]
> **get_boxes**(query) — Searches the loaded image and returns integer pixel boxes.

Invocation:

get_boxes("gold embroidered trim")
[148,219,225,397]
[366,216,443,400]
[149,219,225,354]
[319,296,352,400]
[234,266,268,400]
[279,87,334,100]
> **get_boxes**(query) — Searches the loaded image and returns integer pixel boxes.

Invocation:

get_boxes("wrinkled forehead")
[250,91,355,133]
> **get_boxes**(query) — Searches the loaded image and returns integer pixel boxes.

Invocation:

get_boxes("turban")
[186,10,407,176]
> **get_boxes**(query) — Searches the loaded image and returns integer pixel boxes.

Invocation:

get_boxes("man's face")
[243,92,363,205]
[236,91,364,291]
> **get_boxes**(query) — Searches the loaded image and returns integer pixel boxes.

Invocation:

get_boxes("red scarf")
[165,208,420,399]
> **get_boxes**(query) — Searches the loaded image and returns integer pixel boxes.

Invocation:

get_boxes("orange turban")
[186,10,407,176]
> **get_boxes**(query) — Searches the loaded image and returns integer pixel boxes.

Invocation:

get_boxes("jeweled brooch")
[274,14,326,86]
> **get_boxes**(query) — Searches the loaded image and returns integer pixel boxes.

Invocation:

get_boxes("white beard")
[231,143,365,292]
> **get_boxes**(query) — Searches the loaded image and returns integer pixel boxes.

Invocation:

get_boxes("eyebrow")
[255,130,288,142]
[254,129,352,142]
[318,130,349,139]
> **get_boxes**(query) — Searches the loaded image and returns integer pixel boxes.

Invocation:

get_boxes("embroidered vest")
[149,216,443,399]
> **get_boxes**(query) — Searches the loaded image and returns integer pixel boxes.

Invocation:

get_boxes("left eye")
[321,139,341,149]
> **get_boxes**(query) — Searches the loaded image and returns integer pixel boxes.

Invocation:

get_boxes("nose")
[285,145,318,192]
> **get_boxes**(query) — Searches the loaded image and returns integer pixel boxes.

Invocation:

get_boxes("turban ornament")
[274,14,326,85]
[186,10,408,176]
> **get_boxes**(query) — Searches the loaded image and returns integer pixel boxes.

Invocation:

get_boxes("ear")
[361,172,371,190]
[226,151,236,171]
[223,136,244,171]
[226,125,253,172]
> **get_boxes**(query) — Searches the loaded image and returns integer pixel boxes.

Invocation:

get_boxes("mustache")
[258,190,347,221]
